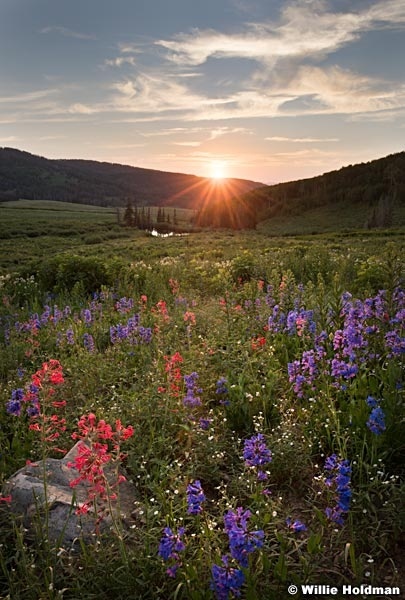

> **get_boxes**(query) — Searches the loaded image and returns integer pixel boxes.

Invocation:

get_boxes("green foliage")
[36,254,114,294]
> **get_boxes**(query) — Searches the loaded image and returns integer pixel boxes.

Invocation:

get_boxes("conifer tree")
[123,200,134,227]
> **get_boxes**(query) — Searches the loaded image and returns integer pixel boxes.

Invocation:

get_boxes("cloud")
[118,42,145,54]
[38,135,66,141]
[280,65,405,115]
[0,136,20,144]
[155,0,405,68]
[208,127,251,140]
[266,136,339,143]
[103,57,137,68]
[109,74,227,115]
[172,141,201,147]
[68,103,99,115]
[40,26,96,40]
[0,89,58,104]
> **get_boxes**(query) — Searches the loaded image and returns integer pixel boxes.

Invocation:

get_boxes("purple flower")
[6,388,24,416]
[324,456,351,526]
[83,333,95,353]
[66,327,75,345]
[366,396,378,408]
[186,480,205,515]
[243,433,272,475]
[216,377,228,395]
[183,372,202,407]
[115,297,134,314]
[138,326,152,344]
[286,518,307,532]
[224,508,264,567]
[211,556,245,600]
[158,526,185,572]
[199,417,213,430]
[385,330,405,356]
[367,406,386,435]
[82,308,92,326]
[288,349,320,398]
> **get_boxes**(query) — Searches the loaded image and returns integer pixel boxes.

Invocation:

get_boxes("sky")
[0,0,404,184]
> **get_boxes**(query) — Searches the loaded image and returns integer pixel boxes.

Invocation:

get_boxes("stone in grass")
[1,442,141,548]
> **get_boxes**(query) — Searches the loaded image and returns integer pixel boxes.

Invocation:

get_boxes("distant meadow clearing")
[0,201,404,599]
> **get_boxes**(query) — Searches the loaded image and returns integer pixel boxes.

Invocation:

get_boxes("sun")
[210,160,227,181]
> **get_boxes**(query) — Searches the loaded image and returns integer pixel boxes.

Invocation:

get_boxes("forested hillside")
[243,152,405,228]
[0,148,261,208]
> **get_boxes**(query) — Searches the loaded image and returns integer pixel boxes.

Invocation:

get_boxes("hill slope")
[243,151,405,229]
[0,147,262,209]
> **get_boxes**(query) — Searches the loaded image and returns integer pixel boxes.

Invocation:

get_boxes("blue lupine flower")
[66,327,75,346]
[243,433,272,477]
[115,297,134,313]
[158,526,185,576]
[366,396,378,408]
[63,305,72,317]
[6,388,24,416]
[82,308,92,326]
[138,326,152,343]
[109,315,151,345]
[66,327,75,345]
[183,372,202,407]
[83,333,95,353]
[324,454,338,474]
[186,480,205,514]
[158,526,185,561]
[224,508,264,567]
[367,406,386,435]
[216,377,228,395]
[286,518,307,532]
[324,456,351,526]
[211,556,245,600]
[199,417,213,430]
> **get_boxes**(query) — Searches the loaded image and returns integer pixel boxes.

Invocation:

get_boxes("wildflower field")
[0,217,404,599]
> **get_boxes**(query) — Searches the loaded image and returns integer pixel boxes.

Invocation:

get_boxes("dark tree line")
[122,203,179,230]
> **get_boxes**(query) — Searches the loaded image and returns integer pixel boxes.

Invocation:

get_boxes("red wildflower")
[69,414,134,523]
[183,311,196,325]
[251,336,266,350]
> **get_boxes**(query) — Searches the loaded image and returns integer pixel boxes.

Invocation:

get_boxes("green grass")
[258,199,405,236]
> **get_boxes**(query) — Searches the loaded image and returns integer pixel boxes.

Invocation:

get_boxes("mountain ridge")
[0,147,262,209]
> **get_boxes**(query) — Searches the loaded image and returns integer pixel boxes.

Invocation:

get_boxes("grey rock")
[2,442,140,547]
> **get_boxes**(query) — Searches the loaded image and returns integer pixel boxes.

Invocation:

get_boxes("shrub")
[36,254,113,294]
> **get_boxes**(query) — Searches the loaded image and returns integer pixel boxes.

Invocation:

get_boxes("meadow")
[0,200,404,599]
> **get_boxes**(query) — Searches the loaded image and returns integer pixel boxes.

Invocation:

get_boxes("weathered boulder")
[2,442,140,547]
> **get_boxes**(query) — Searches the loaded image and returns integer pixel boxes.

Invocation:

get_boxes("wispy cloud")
[103,56,137,68]
[38,135,66,141]
[266,136,339,143]
[172,141,201,147]
[156,0,405,66]
[0,136,20,144]
[40,26,96,40]
[0,89,58,104]
[208,127,251,140]
[68,103,99,115]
